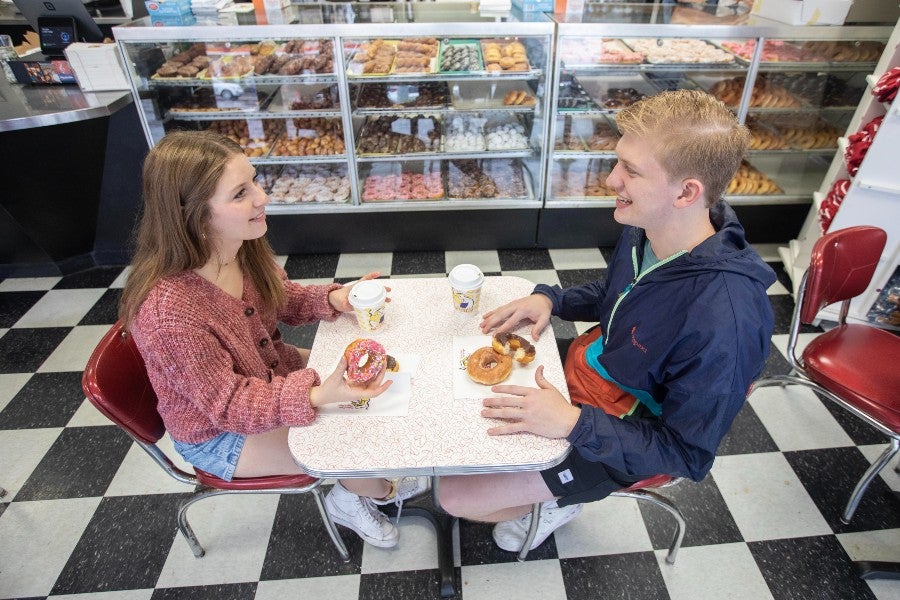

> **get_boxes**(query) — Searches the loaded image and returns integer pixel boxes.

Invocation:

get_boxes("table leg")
[379,477,458,597]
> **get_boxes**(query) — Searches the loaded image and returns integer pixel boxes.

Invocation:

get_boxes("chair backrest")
[82,321,166,445]
[800,226,887,324]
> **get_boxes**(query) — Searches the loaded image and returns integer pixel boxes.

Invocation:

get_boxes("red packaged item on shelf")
[844,115,883,176]
[818,178,851,233]
[871,67,900,103]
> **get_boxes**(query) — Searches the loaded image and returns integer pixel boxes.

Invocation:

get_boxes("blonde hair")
[119,130,284,326]
[615,90,749,207]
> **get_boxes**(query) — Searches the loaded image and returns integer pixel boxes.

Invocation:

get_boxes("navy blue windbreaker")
[533,203,776,481]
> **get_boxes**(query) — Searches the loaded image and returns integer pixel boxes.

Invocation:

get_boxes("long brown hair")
[119,130,285,326]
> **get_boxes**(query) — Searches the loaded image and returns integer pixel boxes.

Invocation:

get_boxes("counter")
[0,76,145,277]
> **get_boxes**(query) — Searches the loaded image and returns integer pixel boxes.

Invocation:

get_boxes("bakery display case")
[543,7,892,244]
[113,4,554,216]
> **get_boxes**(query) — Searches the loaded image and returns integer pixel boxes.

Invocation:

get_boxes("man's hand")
[480,366,580,438]
[480,294,553,340]
[309,357,392,408]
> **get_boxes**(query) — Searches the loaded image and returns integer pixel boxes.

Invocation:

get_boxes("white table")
[288,276,571,596]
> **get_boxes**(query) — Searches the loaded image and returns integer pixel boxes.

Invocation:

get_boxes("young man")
[438,90,776,552]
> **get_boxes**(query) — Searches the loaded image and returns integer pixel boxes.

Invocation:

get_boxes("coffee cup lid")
[449,264,484,290]
[349,280,386,307]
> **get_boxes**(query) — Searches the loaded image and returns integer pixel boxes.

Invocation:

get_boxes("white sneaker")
[371,476,431,506]
[492,502,584,552]
[324,482,399,548]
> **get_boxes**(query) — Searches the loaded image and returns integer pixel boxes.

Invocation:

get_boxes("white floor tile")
[711,452,832,542]
[0,497,102,598]
[109,267,131,289]
[0,428,62,499]
[574,321,596,335]
[392,272,446,279]
[0,276,60,291]
[255,574,361,600]
[445,250,501,274]
[502,270,560,287]
[748,385,854,451]
[0,373,31,413]
[460,559,568,600]
[838,529,900,600]
[766,280,790,296]
[273,255,288,268]
[50,590,154,600]
[753,244,784,263]
[554,496,653,559]
[770,332,821,363]
[858,445,900,492]
[105,436,196,497]
[67,398,122,427]
[0,327,6,340]
[655,542,774,600]
[14,289,106,328]
[335,253,393,279]
[155,494,279,588]
[291,277,334,286]
[548,248,606,270]
[37,325,110,373]
[361,515,439,574]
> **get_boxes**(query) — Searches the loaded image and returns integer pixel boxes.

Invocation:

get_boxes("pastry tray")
[438,39,484,74]
[449,80,537,110]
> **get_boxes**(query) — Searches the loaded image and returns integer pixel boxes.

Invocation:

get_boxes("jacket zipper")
[605,246,686,339]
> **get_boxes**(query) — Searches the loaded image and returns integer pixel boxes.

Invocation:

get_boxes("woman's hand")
[327,272,392,313]
[480,294,553,340]
[480,366,580,438]
[309,357,392,408]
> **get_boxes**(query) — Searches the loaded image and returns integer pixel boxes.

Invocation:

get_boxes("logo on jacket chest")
[630,325,648,353]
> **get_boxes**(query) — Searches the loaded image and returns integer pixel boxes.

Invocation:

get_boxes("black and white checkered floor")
[1,246,898,600]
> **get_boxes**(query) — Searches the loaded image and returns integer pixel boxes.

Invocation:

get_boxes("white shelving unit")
[777,18,900,330]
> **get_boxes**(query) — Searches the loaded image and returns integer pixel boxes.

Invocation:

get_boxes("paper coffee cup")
[349,280,386,331]
[448,264,484,313]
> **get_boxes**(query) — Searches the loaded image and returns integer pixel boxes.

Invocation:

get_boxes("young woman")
[119,130,426,548]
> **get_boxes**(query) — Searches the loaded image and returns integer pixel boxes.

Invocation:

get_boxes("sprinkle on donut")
[492,332,536,364]
[344,338,386,385]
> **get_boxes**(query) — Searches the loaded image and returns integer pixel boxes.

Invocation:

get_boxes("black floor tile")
[749,535,877,600]
[556,268,606,289]
[458,519,557,566]
[718,401,779,456]
[51,494,184,595]
[759,340,793,379]
[768,261,793,293]
[560,552,669,600]
[78,289,121,326]
[151,583,257,600]
[260,491,362,580]
[278,321,319,352]
[392,251,445,275]
[784,447,900,533]
[358,568,461,600]
[0,327,71,374]
[640,475,743,549]
[15,426,133,501]
[498,249,554,271]
[53,267,124,290]
[0,291,45,328]
[283,253,340,279]
[0,372,86,429]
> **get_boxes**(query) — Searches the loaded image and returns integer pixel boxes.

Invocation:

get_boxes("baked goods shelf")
[345,71,543,84]
[353,106,536,116]
[148,74,339,88]
[171,109,343,121]
[355,149,536,162]
[250,154,349,165]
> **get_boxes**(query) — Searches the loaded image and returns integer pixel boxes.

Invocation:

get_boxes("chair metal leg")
[311,486,350,562]
[842,438,900,524]
[177,486,226,558]
[517,503,542,562]
[612,489,686,564]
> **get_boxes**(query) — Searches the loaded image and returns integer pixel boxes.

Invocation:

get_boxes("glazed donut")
[344,339,386,385]
[492,332,536,364]
[466,347,513,385]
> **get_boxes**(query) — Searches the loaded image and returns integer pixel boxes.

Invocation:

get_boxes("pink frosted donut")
[344,338,386,385]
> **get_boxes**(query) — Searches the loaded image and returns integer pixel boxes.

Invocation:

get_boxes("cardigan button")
[270,360,278,369]
[259,338,268,347]
[245,307,255,316]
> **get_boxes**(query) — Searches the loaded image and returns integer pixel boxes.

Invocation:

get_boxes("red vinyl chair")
[518,474,685,563]
[82,321,350,561]
[749,225,900,524]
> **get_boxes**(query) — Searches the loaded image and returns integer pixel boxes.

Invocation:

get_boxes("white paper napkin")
[319,372,411,416]
[452,335,539,399]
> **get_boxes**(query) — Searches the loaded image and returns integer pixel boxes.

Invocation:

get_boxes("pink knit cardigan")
[130,269,343,443]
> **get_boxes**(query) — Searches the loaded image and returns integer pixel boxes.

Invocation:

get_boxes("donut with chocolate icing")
[492,332,536,364]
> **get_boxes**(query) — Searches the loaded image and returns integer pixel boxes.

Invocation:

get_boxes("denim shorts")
[172,431,246,482]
